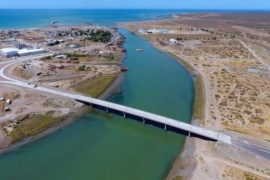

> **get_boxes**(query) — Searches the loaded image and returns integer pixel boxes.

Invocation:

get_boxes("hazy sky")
[1,0,270,9]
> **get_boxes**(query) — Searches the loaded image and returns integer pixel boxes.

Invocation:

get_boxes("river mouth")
[0,28,193,180]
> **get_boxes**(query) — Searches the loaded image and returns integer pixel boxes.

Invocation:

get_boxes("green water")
[0,29,193,180]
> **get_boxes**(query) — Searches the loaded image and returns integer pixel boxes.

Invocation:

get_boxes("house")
[6,99,11,104]
[55,55,67,59]
[169,39,178,44]
[69,44,78,48]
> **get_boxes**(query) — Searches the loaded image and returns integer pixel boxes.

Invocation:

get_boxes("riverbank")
[0,71,125,155]
[0,23,127,153]
[121,24,205,179]
[152,39,206,180]
[122,13,270,179]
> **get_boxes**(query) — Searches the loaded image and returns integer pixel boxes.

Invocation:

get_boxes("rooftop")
[0,48,20,53]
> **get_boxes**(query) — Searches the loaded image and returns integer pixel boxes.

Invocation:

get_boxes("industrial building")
[17,48,45,56]
[0,48,20,57]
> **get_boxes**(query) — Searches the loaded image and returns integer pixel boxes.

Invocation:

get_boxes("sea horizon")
[1,9,270,29]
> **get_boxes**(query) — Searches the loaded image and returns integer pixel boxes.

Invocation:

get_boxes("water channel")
[0,28,194,180]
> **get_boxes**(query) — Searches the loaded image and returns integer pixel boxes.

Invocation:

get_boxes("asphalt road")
[232,140,270,160]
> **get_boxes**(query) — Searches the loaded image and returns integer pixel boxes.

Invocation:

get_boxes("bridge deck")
[74,94,232,144]
[1,81,232,144]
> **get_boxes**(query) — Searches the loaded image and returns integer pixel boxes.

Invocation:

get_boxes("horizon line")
[0,8,270,11]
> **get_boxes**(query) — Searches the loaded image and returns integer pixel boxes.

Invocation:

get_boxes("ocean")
[0,9,245,29]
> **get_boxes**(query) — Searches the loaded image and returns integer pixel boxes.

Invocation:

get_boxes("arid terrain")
[124,13,270,180]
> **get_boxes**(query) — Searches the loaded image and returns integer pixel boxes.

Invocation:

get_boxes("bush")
[78,65,86,71]
[249,117,264,124]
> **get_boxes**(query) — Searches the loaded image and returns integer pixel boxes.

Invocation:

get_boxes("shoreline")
[120,27,206,179]
[0,72,124,155]
[157,46,205,180]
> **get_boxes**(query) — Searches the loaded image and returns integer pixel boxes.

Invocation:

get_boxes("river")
[0,28,193,179]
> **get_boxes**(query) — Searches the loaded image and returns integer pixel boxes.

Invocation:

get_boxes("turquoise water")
[0,9,184,28]
[0,9,249,29]
[0,10,194,179]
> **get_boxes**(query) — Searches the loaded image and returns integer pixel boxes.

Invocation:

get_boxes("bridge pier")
[106,107,108,113]
[164,124,167,131]
[188,131,191,137]
[142,118,145,124]
[123,112,126,118]
[89,103,92,108]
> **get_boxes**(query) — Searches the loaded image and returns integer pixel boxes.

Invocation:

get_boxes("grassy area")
[66,53,90,58]
[10,112,66,143]
[173,175,183,180]
[193,74,205,121]
[73,75,117,98]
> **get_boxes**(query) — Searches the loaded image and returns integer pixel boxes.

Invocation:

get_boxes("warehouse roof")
[18,48,45,54]
[0,48,20,53]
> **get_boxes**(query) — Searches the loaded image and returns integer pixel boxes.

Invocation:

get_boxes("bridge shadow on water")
[80,101,217,142]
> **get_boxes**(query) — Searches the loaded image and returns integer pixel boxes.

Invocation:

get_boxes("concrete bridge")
[0,59,231,144]
[75,95,232,144]
[1,79,232,145]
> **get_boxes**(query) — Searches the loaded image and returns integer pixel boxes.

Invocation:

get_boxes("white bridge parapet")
[74,95,232,144]
[1,81,232,145]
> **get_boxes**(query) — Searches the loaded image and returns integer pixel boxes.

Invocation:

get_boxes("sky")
[1,0,270,10]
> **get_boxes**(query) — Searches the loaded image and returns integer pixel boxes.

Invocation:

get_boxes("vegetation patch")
[244,172,266,180]
[173,175,183,180]
[67,53,90,58]
[232,112,243,119]
[10,112,66,143]
[249,116,265,124]
[73,75,116,98]
[191,74,205,121]
[85,29,112,43]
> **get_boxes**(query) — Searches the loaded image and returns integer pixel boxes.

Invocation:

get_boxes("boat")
[136,49,143,52]
[121,67,128,71]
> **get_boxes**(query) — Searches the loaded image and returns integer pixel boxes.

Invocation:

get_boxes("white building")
[146,28,169,34]
[69,44,78,48]
[2,39,16,43]
[169,39,178,44]
[0,48,20,56]
[55,55,67,59]
[138,29,146,34]
[17,49,45,56]
[6,99,11,104]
